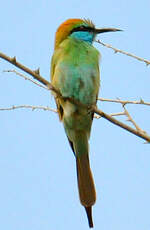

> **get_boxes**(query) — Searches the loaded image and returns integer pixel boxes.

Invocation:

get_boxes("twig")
[0,52,50,86]
[123,106,146,134]
[109,97,147,134]
[94,111,125,119]
[93,106,150,142]
[98,97,150,106]
[109,112,125,117]
[0,105,57,113]
[0,52,63,97]
[0,105,125,120]
[96,40,150,66]
[3,70,48,90]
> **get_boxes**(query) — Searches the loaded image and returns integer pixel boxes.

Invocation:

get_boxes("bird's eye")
[79,26,85,30]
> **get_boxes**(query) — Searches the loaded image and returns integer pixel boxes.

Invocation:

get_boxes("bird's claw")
[87,105,93,115]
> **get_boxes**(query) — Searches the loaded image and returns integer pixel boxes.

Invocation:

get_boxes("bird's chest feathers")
[53,39,100,104]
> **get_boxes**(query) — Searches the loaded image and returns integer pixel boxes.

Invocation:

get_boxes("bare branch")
[96,40,150,66]
[0,105,57,113]
[93,106,150,142]
[98,97,150,106]
[123,106,147,134]
[0,51,150,142]
[0,52,50,86]
[101,97,148,135]
[94,111,125,119]
[0,52,62,97]
[109,112,125,117]
[3,70,48,90]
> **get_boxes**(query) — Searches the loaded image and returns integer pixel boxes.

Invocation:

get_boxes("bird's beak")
[95,28,122,34]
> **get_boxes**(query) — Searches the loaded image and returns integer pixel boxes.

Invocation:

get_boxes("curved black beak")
[95,28,123,34]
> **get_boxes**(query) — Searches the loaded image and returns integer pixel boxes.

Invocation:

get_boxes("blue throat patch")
[70,31,94,43]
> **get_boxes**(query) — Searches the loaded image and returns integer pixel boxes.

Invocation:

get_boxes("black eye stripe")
[71,26,94,34]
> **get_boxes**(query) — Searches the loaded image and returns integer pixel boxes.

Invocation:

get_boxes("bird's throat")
[70,31,94,44]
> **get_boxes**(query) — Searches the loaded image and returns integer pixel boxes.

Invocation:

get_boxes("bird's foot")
[87,105,93,115]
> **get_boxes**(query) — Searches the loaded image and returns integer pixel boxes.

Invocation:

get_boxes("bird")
[51,18,121,228]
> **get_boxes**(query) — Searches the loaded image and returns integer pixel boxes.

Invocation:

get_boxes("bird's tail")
[74,133,96,228]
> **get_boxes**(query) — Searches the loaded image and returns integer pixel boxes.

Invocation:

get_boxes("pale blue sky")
[0,1,150,230]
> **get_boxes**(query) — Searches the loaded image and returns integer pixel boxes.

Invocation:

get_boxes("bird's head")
[54,18,121,49]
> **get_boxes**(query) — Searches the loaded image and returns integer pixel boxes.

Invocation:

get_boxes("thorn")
[139,129,147,135]
[122,102,126,107]
[12,56,16,63]
[34,68,40,75]
[146,62,150,66]
[3,70,9,73]
[140,98,144,104]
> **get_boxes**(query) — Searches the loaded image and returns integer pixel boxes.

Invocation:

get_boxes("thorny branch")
[1,103,150,142]
[98,97,148,135]
[96,40,150,66]
[0,52,50,86]
[98,97,150,106]
[94,111,125,119]
[93,107,150,142]
[0,43,150,142]
[123,106,146,134]
[3,69,47,90]
[0,105,57,113]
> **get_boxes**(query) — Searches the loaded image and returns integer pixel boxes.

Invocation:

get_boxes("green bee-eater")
[51,18,120,228]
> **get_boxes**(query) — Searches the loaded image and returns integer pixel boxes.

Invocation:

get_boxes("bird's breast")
[52,39,100,105]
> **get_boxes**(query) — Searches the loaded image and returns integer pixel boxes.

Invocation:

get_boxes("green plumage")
[51,18,121,228]
[51,19,100,228]
[51,37,100,105]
